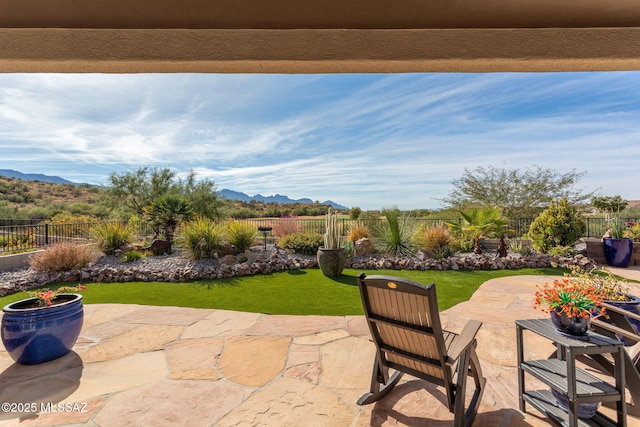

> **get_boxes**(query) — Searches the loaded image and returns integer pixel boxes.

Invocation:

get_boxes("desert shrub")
[28,243,99,272]
[272,216,300,237]
[528,198,585,253]
[374,208,418,257]
[226,221,259,253]
[450,234,475,253]
[346,223,372,242]
[415,225,451,252]
[121,250,145,263]
[509,239,535,256]
[546,245,577,257]
[175,217,227,260]
[278,232,324,255]
[90,221,134,255]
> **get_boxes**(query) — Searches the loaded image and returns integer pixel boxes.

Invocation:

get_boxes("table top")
[516,318,624,349]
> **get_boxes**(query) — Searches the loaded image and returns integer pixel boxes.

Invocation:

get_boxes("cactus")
[323,208,342,249]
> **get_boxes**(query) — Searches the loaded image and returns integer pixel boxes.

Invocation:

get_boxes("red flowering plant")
[534,278,606,319]
[21,285,87,307]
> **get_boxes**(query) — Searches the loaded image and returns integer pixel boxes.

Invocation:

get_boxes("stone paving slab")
[1,267,640,426]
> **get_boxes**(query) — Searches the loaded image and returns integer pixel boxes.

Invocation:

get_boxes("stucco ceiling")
[1,0,639,73]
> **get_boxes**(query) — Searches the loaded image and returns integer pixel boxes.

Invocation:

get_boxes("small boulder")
[355,238,375,256]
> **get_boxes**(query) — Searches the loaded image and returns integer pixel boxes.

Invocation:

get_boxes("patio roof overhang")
[1,0,639,74]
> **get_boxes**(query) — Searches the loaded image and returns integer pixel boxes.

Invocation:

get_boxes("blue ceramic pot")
[603,237,633,267]
[1,294,83,365]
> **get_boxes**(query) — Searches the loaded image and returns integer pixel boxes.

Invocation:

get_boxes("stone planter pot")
[317,247,346,277]
[1,293,84,365]
[603,237,633,267]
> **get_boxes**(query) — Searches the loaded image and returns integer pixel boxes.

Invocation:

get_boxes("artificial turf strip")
[0,267,564,316]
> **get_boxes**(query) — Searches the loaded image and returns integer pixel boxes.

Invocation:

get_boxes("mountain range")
[0,169,347,209]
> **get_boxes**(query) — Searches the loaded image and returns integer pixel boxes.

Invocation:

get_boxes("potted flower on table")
[534,277,606,338]
[1,285,86,365]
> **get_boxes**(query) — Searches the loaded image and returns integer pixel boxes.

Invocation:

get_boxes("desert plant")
[566,265,631,302]
[528,198,585,253]
[121,250,145,263]
[272,215,300,237]
[28,243,99,272]
[278,232,324,255]
[226,221,259,253]
[446,207,511,255]
[175,216,227,260]
[374,208,418,257]
[346,223,372,243]
[90,221,134,255]
[546,245,577,257]
[143,194,193,242]
[323,208,342,249]
[509,239,534,256]
[415,225,452,253]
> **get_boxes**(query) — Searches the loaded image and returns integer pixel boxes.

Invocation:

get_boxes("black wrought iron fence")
[1,217,636,256]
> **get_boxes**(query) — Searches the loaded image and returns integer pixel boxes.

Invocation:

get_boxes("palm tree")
[447,207,512,255]
[144,194,193,243]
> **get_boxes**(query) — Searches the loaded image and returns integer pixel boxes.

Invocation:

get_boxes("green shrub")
[121,250,145,263]
[546,245,577,257]
[374,208,418,257]
[175,217,227,259]
[226,221,259,253]
[528,198,585,253]
[278,232,324,255]
[28,243,99,272]
[90,221,134,255]
[509,239,535,256]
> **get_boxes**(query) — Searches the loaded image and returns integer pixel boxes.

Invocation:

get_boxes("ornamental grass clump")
[534,278,606,318]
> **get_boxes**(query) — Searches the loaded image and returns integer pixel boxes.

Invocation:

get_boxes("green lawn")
[0,267,564,316]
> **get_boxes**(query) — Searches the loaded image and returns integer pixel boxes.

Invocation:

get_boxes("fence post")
[45,224,49,245]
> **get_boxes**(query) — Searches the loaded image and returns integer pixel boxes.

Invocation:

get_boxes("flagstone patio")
[1,267,639,426]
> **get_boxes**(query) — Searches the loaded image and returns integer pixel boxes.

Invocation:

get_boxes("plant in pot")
[603,216,634,267]
[317,208,346,277]
[1,285,86,365]
[568,265,640,335]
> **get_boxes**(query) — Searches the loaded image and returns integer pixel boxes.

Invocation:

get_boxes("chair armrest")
[592,318,639,343]
[601,302,640,322]
[446,320,482,364]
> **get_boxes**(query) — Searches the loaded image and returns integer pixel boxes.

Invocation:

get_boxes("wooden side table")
[516,318,626,426]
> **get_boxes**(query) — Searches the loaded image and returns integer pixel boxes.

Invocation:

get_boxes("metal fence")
[0,221,155,255]
[1,217,637,256]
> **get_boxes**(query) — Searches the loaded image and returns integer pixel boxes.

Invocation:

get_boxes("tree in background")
[101,166,220,220]
[442,165,596,218]
[590,195,628,221]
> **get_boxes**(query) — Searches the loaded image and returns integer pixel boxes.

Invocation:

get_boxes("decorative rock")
[354,238,375,256]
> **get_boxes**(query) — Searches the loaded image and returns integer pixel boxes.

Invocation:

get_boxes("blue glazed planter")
[1,294,83,365]
[603,237,633,267]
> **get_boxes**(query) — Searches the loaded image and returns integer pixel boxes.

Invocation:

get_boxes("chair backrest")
[357,274,452,387]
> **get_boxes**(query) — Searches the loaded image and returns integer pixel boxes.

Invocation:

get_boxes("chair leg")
[453,343,486,427]
[357,358,404,406]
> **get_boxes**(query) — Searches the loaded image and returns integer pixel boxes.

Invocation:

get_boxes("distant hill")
[0,169,78,185]
[0,169,348,210]
[219,189,347,209]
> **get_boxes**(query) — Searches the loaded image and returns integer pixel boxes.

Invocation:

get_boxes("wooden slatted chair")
[356,273,486,427]
[585,301,640,416]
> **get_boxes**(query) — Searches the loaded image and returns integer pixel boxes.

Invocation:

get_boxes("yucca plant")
[374,208,418,257]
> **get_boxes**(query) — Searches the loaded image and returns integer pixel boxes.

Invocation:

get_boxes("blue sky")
[1,72,639,211]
